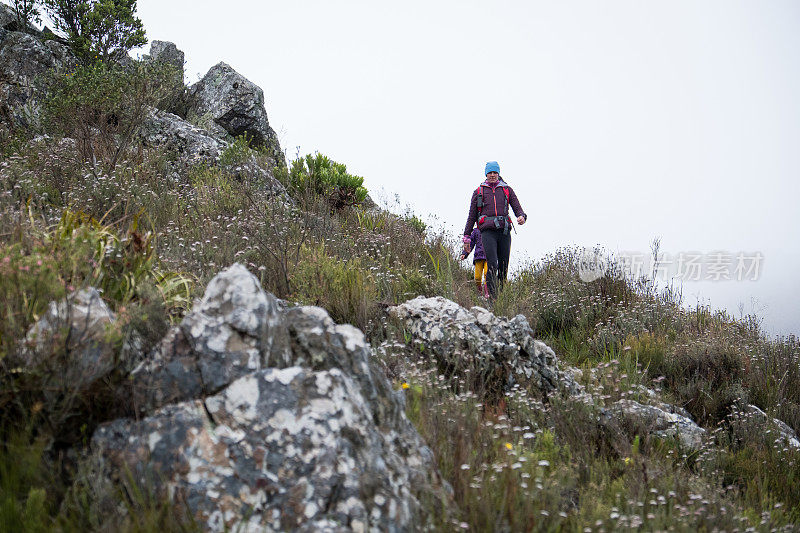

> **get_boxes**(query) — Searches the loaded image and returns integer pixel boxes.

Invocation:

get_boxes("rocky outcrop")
[139,108,226,165]
[223,153,288,197]
[389,296,581,398]
[188,61,284,169]
[0,27,74,130]
[0,3,39,34]
[737,404,800,450]
[390,296,713,450]
[0,3,17,30]
[139,108,287,193]
[144,40,184,86]
[92,264,448,532]
[605,399,707,451]
[130,263,291,412]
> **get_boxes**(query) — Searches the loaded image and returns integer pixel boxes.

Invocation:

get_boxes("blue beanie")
[485,161,500,175]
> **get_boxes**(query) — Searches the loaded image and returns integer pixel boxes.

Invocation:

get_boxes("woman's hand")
[517,216,526,225]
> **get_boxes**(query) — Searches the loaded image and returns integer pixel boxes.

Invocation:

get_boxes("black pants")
[480,229,511,298]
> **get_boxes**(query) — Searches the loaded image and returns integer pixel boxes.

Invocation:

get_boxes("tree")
[41,0,146,63]
[11,0,41,31]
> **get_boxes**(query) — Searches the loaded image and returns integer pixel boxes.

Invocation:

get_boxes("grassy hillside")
[0,59,798,531]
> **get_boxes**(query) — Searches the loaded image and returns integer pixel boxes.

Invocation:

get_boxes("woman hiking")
[462,161,527,299]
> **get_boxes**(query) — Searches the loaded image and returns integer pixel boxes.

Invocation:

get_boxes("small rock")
[606,399,706,451]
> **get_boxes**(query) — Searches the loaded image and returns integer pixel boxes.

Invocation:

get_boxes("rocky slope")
[84,264,449,532]
[24,264,798,530]
[4,11,799,529]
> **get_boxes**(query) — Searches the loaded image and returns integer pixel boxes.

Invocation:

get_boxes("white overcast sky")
[127,1,799,336]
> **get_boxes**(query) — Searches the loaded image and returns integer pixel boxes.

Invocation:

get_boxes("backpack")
[476,183,511,233]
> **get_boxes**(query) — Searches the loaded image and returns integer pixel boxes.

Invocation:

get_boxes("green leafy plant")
[218,133,256,167]
[277,152,368,210]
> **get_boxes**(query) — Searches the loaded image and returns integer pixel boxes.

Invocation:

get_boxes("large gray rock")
[0,28,74,129]
[0,3,17,30]
[93,264,448,531]
[94,365,443,532]
[605,399,707,451]
[390,296,581,398]
[130,263,291,413]
[188,61,283,168]
[139,108,288,194]
[20,288,141,395]
[0,3,38,33]
[144,40,184,86]
[139,108,226,165]
[223,153,288,197]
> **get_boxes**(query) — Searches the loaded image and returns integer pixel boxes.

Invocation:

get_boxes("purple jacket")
[463,179,526,235]
[463,227,486,263]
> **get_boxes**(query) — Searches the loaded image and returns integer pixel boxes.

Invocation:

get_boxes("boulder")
[1,3,46,34]
[0,28,74,130]
[389,296,582,398]
[144,40,184,86]
[94,364,442,532]
[223,154,288,197]
[605,399,706,451]
[139,108,288,194]
[130,263,291,413]
[738,404,800,450]
[188,61,283,168]
[19,287,142,398]
[0,3,16,30]
[93,263,448,531]
[139,108,226,166]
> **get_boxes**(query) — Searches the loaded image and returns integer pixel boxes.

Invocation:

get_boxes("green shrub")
[403,213,426,235]
[218,133,261,168]
[277,152,368,210]
[44,60,180,172]
[41,0,146,64]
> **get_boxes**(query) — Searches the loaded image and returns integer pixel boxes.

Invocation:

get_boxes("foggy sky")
[132,1,800,337]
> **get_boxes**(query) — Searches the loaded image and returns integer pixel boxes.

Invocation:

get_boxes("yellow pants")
[474,260,487,290]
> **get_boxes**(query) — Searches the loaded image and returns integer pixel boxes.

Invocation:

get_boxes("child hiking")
[462,161,527,299]
[460,227,489,297]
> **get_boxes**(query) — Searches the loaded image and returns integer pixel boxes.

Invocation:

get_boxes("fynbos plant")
[277,152,368,210]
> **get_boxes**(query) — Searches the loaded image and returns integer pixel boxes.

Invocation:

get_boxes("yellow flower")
[505,442,513,450]
[401,382,410,390]
[623,457,632,465]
